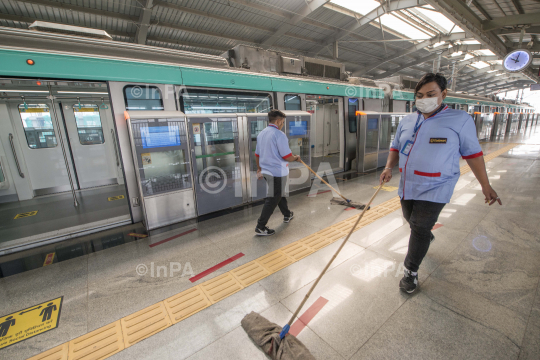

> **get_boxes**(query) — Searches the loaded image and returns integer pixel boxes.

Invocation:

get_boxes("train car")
[0,25,534,252]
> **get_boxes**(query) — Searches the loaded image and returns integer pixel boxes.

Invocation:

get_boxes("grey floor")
[0,184,130,244]
[1,126,540,360]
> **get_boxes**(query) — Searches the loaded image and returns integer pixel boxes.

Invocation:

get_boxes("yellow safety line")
[27,143,519,360]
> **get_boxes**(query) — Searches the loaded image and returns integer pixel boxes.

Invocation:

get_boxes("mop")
[242,182,386,360]
[299,159,367,210]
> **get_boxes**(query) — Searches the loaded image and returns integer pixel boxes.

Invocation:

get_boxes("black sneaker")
[399,269,418,294]
[255,226,275,236]
[284,211,294,223]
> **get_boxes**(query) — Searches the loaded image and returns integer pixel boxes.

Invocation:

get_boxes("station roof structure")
[0,0,538,95]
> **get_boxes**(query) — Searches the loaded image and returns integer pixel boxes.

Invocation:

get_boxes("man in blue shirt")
[255,110,301,236]
[380,73,501,293]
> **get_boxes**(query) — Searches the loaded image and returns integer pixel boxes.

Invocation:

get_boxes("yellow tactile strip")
[231,261,271,287]
[68,321,124,360]
[164,285,211,324]
[28,343,69,360]
[120,302,171,348]
[28,143,518,360]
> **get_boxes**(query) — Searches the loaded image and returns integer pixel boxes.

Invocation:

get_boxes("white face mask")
[415,97,440,113]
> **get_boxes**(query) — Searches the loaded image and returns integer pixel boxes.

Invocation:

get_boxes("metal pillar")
[333,41,338,59]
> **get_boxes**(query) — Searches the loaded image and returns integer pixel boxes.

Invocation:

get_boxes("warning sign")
[141,153,152,166]
[0,296,63,350]
[192,123,201,134]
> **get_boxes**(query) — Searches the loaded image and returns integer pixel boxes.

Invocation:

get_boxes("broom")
[299,159,367,210]
[242,182,386,360]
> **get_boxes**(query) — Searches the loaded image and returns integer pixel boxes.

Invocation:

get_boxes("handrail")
[8,133,24,178]
[111,129,120,167]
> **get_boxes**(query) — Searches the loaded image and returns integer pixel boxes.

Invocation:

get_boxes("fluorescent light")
[471,61,489,69]
[378,14,430,40]
[462,40,480,44]
[477,49,495,56]
[330,0,380,14]
[0,90,49,93]
[57,91,109,94]
[414,7,456,33]
[451,51,463,57]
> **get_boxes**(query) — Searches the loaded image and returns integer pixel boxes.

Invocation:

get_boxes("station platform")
[1,129,540,360]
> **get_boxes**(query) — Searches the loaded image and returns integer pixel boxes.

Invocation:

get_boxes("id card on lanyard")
[400,104,445,156]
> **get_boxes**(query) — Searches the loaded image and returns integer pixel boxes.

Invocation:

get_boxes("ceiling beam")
[470,0,492,20]
[146,36,229,52]
[353,32,470,76]
[460,76,527,91]
[135,0,153,44]
[318,0,425,48]
[261,0,328,47]
[510,0,524,14]
[407,8,449,33]
[425,0,538,84]
[482,13,540,31]
[154,0,275,33]
[13,0,138,23]
[494,26,540,36]
[508,43,540,51]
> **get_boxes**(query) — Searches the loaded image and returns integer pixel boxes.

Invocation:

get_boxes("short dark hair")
[415,73,447,95]
[268,109,286,122]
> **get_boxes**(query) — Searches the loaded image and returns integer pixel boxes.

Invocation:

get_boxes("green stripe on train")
[0,48,182,84]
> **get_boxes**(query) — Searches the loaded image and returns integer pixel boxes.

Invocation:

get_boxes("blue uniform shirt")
[390,105,483,203]
[255,124,292,177]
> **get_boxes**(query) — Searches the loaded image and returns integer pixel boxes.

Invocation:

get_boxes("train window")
[180,89,272,114]
[73,105,105,145]
[18,104,57,149]
[123,85,164,111]
[406,101,411,112]
[284,95,302,110]
[348,98,358,133]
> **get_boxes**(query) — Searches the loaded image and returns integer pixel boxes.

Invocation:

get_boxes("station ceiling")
[0,0,538,96]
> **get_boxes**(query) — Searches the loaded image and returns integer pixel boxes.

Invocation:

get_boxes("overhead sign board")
[531,84,540,91]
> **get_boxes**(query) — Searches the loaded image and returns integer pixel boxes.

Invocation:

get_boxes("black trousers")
[401,199,446,272]
[257,175,291,229]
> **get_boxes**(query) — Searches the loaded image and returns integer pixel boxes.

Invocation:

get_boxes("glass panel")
[73,105,105,145]
[124,85,164,111]
[284,95,301,110]
[18,104,57,149]
[0,161,5,183]
[365,116,379,154]
[131,119,191,196]
[250,118,267,171]
[348,99,358,133]
[193,119,238,183]
[181,89,272,114]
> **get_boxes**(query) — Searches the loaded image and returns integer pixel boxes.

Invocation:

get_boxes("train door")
[244,115,268,202]
[187,114,243,216]
[61,101,121,188]
[8,101,76,196]
[345,98,361,171]
[305,95,344,174]
[378,114,404,168]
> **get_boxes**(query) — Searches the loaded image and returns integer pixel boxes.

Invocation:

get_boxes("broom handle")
[299,159,349,202]
[286,181,385,327]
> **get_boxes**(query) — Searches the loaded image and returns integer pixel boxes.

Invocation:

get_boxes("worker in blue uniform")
[255,110,301,236]
[380,73,502,294]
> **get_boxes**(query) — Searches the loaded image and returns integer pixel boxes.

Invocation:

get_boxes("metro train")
[0,25,537,247]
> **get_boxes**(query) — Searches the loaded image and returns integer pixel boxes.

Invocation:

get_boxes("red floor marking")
[189,253,245,283]
[289,296,329,337]
[345,207,356,211]
[149,228,197,248]
[432,223,443,230]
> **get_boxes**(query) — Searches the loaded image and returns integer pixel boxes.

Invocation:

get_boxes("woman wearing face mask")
[380,73,501,294]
